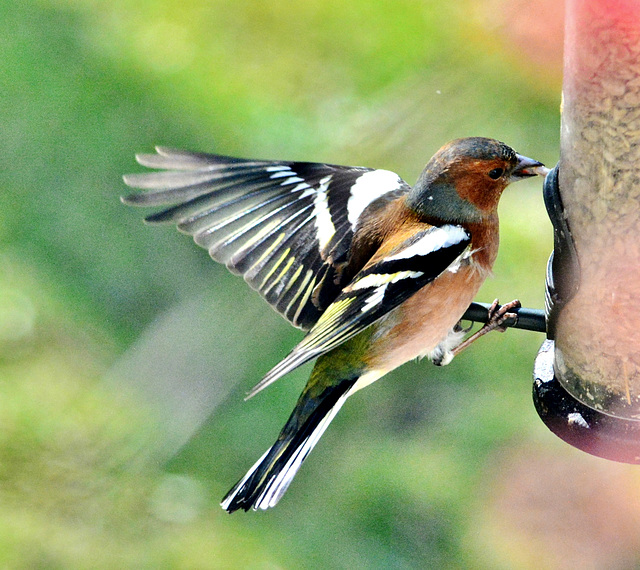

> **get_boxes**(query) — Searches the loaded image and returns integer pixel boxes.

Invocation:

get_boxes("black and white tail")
[221,378,357,512]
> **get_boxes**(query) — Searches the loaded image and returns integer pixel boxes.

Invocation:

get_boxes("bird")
[122,137,548,512]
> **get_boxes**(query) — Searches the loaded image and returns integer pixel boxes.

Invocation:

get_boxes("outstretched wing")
[247,224,472,397]
[123,147,409,330]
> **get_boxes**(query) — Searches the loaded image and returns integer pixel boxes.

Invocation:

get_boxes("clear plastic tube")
[557,0,640,418]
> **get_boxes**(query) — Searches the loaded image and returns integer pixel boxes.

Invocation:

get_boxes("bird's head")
[407,137,548,223]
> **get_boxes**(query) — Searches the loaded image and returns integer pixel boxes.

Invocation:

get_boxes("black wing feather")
[123,147,408,329]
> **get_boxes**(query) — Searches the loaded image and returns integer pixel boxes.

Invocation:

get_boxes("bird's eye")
[488,168,504,180]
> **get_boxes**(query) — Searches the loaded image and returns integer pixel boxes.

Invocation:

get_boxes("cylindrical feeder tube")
[557,0,640,418]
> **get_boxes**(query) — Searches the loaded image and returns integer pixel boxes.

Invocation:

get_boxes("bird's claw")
[445,298,521,362]
[485,298,521,333]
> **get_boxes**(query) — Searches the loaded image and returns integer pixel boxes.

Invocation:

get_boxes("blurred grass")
[4,0,640,568]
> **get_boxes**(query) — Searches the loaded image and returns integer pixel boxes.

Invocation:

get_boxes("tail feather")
[221,378,356,512]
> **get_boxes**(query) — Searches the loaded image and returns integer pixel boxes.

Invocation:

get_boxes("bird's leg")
[450,298,521,358]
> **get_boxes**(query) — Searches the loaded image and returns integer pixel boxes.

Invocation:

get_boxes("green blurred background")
[3,0,640,568]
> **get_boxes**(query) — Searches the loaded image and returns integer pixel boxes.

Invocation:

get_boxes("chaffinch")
[122,137,547,513]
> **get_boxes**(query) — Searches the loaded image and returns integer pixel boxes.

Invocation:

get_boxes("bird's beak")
[511,154,549,180]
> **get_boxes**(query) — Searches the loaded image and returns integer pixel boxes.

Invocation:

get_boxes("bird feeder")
[533,0,640,461]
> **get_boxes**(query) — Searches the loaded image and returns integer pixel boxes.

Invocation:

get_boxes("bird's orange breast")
[365,222,498,373]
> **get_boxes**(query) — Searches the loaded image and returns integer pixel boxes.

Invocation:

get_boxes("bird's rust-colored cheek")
[449,160,508,212]
[456,175,506,212]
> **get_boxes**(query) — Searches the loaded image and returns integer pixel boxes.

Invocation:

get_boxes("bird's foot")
[484,298,521,333]
[447,298,521,359]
